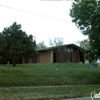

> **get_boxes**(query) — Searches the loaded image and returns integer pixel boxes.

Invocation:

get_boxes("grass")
[0,63,100,87]
[0,63,100,99]
[0,85,100,100]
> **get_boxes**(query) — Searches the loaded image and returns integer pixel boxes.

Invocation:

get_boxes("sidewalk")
[64,97,91,100]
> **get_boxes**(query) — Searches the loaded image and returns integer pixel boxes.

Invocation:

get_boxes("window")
[67,48,70,53]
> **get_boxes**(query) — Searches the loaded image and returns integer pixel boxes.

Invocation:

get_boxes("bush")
[64,60,70,63]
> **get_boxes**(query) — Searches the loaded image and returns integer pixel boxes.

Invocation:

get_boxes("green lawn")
[0,85,100,100]
[0,63,100,100]
[0,63,100,87]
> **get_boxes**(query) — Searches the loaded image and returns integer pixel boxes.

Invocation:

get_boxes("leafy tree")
[70,0,100,61]
[49,38,63,47]
[0,22,36,66]
[36,41,47,49]
[77,39,94,62]
[78,39,90,50]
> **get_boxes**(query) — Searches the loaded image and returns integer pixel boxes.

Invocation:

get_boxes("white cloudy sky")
[0,0,88,46]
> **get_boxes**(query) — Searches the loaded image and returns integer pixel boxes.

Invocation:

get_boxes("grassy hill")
[0,63,100,100]
[0,63,100,87]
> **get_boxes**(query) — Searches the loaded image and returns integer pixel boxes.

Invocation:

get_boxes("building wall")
[1,44,84,64]
[36,44,84,63]
[77,50,80,62]
[66,46,72,62]
[50,50,53,63]
[37,50,52,63]
[72,47,77,63]
[21,56,37,64]
[53,46,65,63]
[65,46,83,63]
[59,46,65,62]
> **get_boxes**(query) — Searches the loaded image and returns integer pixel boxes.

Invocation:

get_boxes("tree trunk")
[13,57,16,67]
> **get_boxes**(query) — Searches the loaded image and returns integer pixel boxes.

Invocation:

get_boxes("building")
[36,44,84,63]
[16,43,84,64]
[0,44,84,64]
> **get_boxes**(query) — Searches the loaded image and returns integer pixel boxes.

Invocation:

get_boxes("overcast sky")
[0,0,88,46]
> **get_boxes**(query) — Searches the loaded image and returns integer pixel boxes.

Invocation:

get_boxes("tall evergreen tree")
[0,22,36,66]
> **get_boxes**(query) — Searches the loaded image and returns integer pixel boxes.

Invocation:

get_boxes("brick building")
[0,44,84,64]
[36,44,84,63]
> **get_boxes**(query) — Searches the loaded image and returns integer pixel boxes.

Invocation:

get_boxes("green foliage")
[36,41,47,49]
[0,63,100,87]
[77,39,94,62]
[70,0,100,60]
[49,37,64,46]
[0,22,36,66]
[64,60,70,63]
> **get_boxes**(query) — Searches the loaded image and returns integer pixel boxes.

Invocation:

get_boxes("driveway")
[64,97,92,100]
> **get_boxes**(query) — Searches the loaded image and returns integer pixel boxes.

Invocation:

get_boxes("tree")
[49,38,63,47]
[0,22,36,66]
[49,37,64,70]
[70,0,100,61]
[78,39,90,50]
[36,41,47,49]
[77,39,93,62]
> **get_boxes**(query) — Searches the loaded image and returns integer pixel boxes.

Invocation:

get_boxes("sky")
[0,0,88,46]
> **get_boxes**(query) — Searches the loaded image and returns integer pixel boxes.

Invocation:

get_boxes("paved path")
[64,97,92,100]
